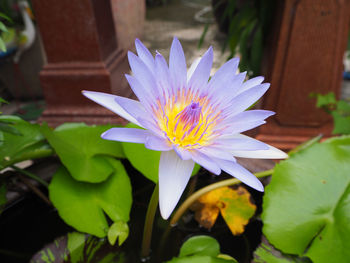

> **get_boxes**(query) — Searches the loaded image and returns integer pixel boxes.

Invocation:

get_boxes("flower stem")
[169,169,274,226]
[141,183,159,260]
[10,165,49,188]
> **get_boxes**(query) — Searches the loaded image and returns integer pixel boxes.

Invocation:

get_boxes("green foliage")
[108,221,129,246]
[203,0,276,76]
[313,92,350,134]
[254,243,311,263]
[0,11,10,52]
[30,232,125,263]
[167,235,237,263]
[0,116,53,170]
[49,159,132,238]
[41,123,124,183]
[262,136,350,263]
[0,181,6,214]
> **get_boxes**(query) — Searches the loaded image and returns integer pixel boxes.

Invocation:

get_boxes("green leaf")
[313,92,336,109]
[250,25,263,75]
[0,21,7,32]
[30,232,126,263]
[254,243,311,263]
[332,100,350,135]
[262,136,350,263]
[122,124,200,183]
[107,221,129,246]
[179,236,220,257]
[0,37,6,52]
[41,123,124,183]
[0,182,7,214]
[0,116,51,170]
[49,159,132,238]
[167,255,236,263]
[0,97,8,104]
[167,236,237,263]
[0,122,22,135]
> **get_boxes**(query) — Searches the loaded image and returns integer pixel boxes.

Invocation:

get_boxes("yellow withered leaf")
[190,186,256,235]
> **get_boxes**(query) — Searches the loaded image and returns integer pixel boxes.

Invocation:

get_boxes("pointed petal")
[188,46,213,93]
[128,51,158,96]
[145,136,172,151]
[225,134,288,159]
[226,84,270,117]
[114,96,150,121]
[159,151,195,219]
[187,57,201,81]
[169,37,187,90]
[125,74,153,109]
[135,39,155,73]
[208,57,239,90]
[218,110,274,134]
[155,53,171,100]
[214,158,264,192]
[173,146,192,160]
[82,91,141,126]
[101,128,149,143]
[238,76,264,95]
[214,137,269,151]
[190,151,221,175]
[197,146,236,162]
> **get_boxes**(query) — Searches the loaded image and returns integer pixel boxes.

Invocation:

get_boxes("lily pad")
[254,243,311,263]
[42,123,124,183]
[49,159,132,238]
[0,116,52,170]
[167,235,237,263]
[30,232,125,263]
[262,136,350,263]
[191,186,256,235]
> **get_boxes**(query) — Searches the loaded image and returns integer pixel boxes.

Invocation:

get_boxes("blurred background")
[1,0,349,150]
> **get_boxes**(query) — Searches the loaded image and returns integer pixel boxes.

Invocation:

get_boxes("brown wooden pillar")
[257,0,350,150]
[32,0,140,126]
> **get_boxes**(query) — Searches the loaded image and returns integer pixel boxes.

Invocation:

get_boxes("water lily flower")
[82,37,287,219]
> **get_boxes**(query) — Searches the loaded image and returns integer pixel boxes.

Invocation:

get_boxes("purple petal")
[169,37,187,90]
[187,57,201,81]
[82,91,141,126]
[101,128,149,143]
[218,110,275,134]
[159,151,195,219]
[188,46,213,93]
[238,76,264,95]
[173,146,192,160]
[190,151,221,175]
[155,53,171,100]
[114,96,150,121]
[223,134,288,159]
[135,39,155,73]
[214,137,269,151]
[145,136,171,151]
[197,146,236,162]
[225,84,270,117]
[128,51,158,96]
[125,74,153,109]
[214,158,264,192]
[208,57,239,91]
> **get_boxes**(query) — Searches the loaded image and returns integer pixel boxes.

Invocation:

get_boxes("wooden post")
[32,0,144,126]
[257,0,350,150]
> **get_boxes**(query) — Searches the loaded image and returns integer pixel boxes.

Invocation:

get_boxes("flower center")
[157,97,218,149]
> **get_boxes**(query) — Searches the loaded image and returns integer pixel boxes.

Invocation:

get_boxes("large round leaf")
[0,116,52,169]
[49,159,132,238]
[262,136,350,263]
[42,123,124,183]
